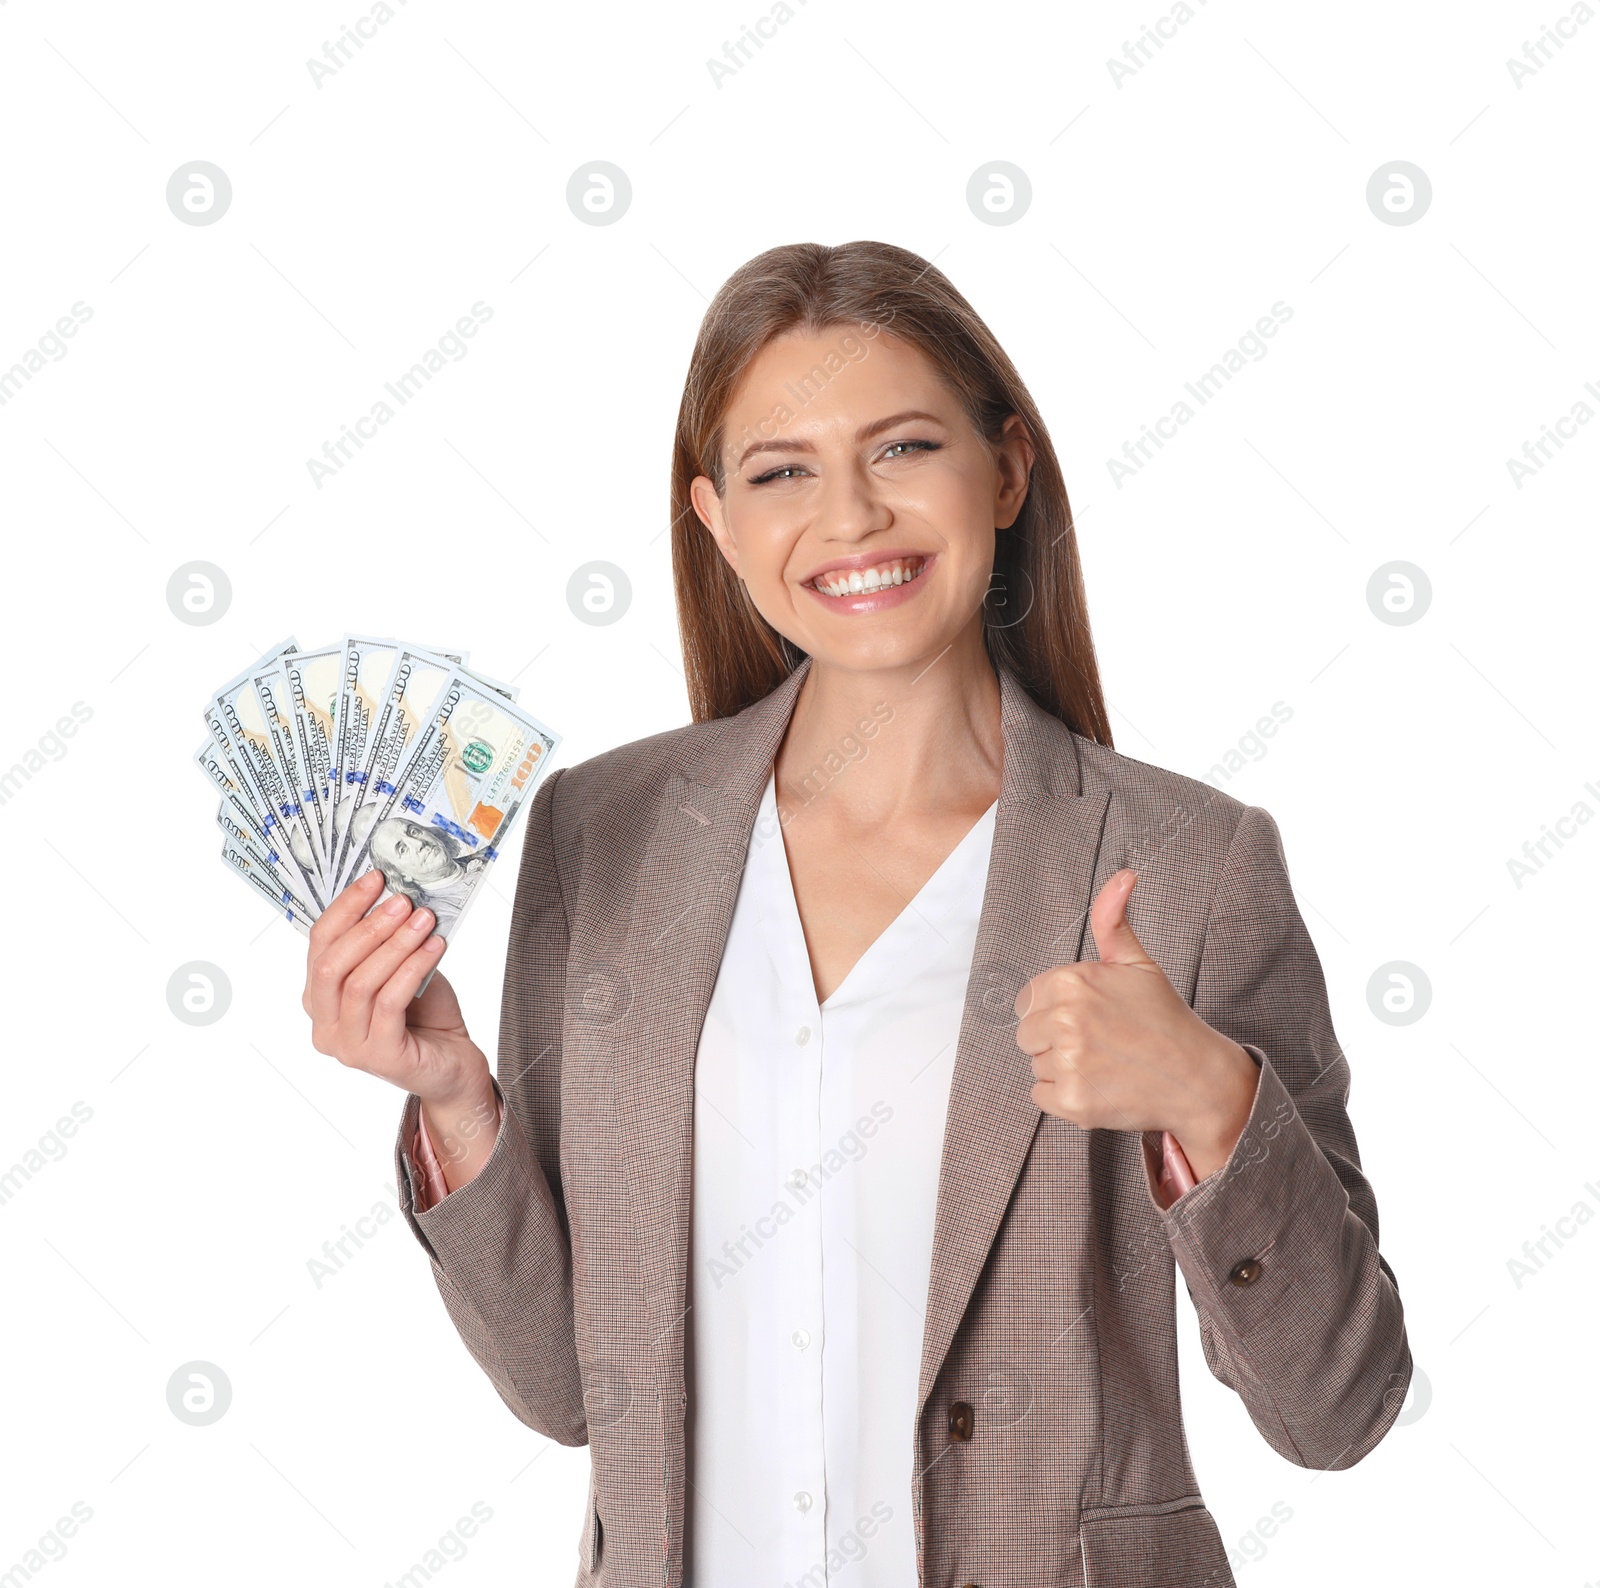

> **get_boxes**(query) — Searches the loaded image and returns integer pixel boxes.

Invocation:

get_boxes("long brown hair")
[669,239,1113,746]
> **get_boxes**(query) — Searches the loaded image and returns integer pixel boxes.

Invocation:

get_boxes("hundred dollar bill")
[214,660,327,901]
[219,810,316,927]
[216,803,318,925]
[196,639,325,906]
[330,644,469,889]
[201,680,324,913]
[329,644,518,891]
[251,657,330,883]
[327,636,467,891]
[195,735,323,917]
[196,735,277,853]
[222,835,314,935]
[281,644,342,865]
[341,670,560,947]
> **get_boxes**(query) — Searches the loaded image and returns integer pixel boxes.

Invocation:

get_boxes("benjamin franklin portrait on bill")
[362,816,490,934]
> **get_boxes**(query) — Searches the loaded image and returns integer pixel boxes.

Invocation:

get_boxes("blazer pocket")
[587,1501,604,1574]
[1078,1496,1233,1588]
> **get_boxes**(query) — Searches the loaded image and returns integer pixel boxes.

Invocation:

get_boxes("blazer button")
[948,1400,975,1442]
[1229,1257,1263,1286]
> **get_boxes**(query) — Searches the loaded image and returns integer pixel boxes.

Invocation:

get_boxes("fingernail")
[425,934,445,953]
[408,908,435,933]
[382,894,409,917]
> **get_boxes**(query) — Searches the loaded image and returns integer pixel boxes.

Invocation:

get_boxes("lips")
[804,554,928,598]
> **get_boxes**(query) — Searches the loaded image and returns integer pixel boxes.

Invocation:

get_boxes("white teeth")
[812,557,925,598]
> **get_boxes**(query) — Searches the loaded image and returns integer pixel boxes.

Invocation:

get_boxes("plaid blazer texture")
[394,657,1413,1588]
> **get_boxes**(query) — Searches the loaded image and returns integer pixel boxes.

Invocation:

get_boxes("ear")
[993,414,1035,532]
[689,474,741,577]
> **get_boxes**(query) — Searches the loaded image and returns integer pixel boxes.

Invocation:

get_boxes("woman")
[301,241,1411,1588]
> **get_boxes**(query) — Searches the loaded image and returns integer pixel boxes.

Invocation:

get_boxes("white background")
[2,1,1596,1583]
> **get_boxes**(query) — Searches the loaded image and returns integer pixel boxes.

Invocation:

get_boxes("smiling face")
[689,328,1034,679]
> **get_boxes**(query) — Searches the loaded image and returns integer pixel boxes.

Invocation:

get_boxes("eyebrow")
[734,409,948,471]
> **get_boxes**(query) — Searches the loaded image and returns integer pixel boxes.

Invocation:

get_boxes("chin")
[799,604,979,669]
[801,630,955,676]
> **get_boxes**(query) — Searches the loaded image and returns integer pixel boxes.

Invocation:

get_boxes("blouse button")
[787,1168,809,1192]
[1229,1257,1263,1286]
[795,1024,811,1046]
[947,1400,975,1442]
[793,1491,813,1513]
[792,1328,811,1350]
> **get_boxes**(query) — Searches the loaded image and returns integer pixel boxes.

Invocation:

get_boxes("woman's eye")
[749,441,938,485]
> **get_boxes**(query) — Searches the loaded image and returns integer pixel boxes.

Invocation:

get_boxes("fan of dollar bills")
[195,636,560,946]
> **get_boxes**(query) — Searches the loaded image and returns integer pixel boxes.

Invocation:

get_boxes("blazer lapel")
[612,659,813,1344]
[607,655,1112,1426]
[916,667,1112,1414]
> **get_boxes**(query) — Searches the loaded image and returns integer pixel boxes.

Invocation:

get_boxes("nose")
[813,451,896,546]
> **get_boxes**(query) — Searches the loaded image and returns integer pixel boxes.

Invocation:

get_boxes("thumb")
[1090,868,1156,967]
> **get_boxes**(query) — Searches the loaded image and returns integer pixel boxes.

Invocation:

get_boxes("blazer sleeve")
[1152,802,1413,1470]
[392,764,588,1446]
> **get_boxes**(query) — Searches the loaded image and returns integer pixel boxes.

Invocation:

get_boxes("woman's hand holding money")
[303,870,499,1189]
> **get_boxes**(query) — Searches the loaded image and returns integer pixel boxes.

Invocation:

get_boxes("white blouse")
[685,770,998,1587]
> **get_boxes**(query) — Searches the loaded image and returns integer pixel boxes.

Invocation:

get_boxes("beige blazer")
[394,657,1412,1588]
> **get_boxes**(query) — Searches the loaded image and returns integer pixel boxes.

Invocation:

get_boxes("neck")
[775,616,1004,826]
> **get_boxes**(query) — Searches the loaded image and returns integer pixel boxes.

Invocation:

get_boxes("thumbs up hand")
[1013,868,1260,1182]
